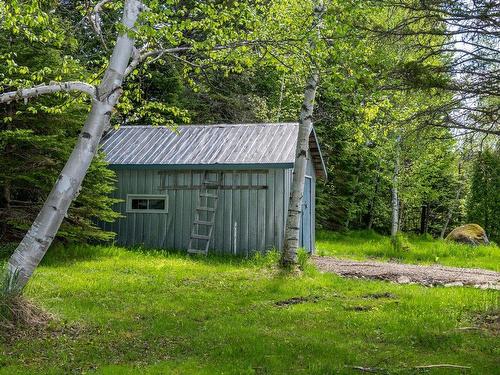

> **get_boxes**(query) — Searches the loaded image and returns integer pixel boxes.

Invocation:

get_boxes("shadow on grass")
[37,242,285,271]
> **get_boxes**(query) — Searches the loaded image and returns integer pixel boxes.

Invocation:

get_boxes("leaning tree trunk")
[6,0,143,292]
[280,2,325,267]
[390,136,401,238]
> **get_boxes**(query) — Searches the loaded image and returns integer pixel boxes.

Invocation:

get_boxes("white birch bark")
[281,72,319,266]
[0,82,97,104]
[6,0,144,292]
[390,135,401,238]
[281,2,325,267]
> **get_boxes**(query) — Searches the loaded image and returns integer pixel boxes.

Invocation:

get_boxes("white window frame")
[126,194,169,214]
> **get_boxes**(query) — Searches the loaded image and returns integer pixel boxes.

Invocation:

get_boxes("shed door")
[300,176,313,253]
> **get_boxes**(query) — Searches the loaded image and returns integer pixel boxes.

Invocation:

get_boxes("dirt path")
[312,256,500,290]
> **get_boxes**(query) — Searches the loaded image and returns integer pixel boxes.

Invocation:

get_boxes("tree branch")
[88,0,115,50]
[124,39,305,77]
[0,82,97,104]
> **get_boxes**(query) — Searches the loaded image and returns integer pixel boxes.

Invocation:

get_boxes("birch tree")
[390,135,401,238]
[281,1,326,267]
[3,0,144,291]
[1,0,318,290]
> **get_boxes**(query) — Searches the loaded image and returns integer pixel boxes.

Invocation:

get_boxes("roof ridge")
[115,122,298,129]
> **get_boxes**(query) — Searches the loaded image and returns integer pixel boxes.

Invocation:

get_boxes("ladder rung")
[196,206,216,212]
[194,219,213,226]
[200,193,218,198]
[187,249,208,254]
[191,234,210,240]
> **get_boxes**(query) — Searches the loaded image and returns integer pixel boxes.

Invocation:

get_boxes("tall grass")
[0,242,497,373]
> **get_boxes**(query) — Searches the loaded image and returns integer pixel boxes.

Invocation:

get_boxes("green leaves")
[467,149,500,242]
[0,1,117,243]
[0,0,65,45]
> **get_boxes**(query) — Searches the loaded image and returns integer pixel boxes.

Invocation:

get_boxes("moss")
[446,224,489,246]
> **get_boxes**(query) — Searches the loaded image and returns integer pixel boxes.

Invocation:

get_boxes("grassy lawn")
[1,243,499,374]
[317,230,500,272]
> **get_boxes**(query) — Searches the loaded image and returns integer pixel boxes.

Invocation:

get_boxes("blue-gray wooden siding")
[101,158,316,255]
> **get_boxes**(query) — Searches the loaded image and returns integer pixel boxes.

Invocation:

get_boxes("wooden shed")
[99,123,327,255]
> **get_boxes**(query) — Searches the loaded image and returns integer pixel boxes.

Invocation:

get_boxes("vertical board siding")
[239,172,249,255]
[265,171,275,250]
[104,165,316,255]
[274,169,284,250]
[232,172,241,255]
[306,152,317,252]
[223,172,233,254]
[247,172,258,254]
[183,172,193,250]
[257,172,266,252]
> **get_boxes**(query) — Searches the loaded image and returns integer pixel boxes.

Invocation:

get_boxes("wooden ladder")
[187,171,222,255]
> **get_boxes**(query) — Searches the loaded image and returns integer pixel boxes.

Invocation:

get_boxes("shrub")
[390,232,412,255]
[296,248,310,271]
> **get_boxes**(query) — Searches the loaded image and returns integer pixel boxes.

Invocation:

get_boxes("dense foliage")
[0,1,120,243]
[467,149,500,242]
[0,0,498,245]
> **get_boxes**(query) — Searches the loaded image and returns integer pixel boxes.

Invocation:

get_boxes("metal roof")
[100,123,327,178]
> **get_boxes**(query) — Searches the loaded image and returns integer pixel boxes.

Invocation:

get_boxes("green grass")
[1,243,499,374]
[317,230,500,271]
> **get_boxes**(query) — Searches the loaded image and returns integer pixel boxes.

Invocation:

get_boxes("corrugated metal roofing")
[100,123,327,178]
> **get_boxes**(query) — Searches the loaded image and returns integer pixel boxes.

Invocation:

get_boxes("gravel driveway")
[312,256,500,290]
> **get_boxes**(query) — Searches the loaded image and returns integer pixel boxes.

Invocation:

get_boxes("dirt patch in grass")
[0,295,55,341]
[313,256,500,289]
[363,292,397,299]
[344,305,373,312]
[472,310,500,335]
[275,295,320,307]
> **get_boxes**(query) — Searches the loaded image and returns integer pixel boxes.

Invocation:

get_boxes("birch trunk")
[6,0,143,292]
[281,2,325,267]
[281,72,319,266]
[440,185,463,239]
[390,136,401,238]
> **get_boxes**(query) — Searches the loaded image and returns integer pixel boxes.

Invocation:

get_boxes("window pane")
[132,199,148,210]
[148,199,165,210]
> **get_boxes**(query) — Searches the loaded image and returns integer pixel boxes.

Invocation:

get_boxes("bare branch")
[431,122,500,136]
[124,48,166,77]
[88,0,115,50]
[0,81,97,104]
[94,0,114,14]
[123,39,303,77]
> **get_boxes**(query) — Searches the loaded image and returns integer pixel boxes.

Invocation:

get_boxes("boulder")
[446,224,489,246]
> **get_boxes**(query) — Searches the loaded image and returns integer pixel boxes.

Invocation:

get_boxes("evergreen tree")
[0,1,120,243]
[467,148,500,242]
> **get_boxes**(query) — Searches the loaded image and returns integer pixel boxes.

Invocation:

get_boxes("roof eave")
[107,162,295,170]
[310,126,328,180]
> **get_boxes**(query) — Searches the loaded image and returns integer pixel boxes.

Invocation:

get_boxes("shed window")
[126,195,168,213]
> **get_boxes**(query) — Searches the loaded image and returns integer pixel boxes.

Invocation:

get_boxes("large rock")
[446,224,489,245]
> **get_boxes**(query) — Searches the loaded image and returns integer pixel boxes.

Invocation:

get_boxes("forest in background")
[0,0,498,245]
